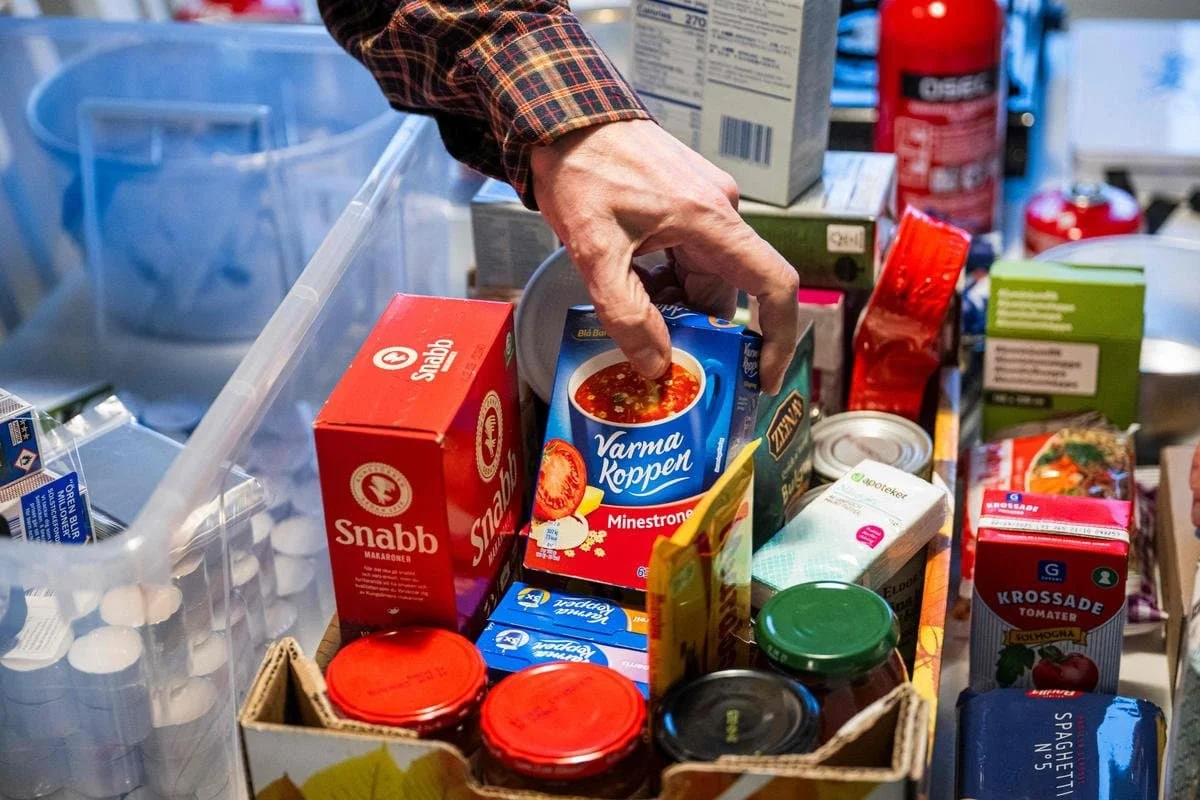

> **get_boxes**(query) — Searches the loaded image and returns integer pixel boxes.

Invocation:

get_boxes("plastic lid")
[656,669,819,762]
[481,662,646,780]
[756,582,899,677]
[325,628,487,733]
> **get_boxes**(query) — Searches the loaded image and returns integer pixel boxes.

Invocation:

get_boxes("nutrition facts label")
[632,0,708,148]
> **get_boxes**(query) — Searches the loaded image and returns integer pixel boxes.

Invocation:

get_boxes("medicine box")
[0,391,42,489]
[631,0,840,205]
[983,260,1145,437]
[740,152,897,291]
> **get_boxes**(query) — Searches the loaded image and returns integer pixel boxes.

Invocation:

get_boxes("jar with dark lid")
[656,669,820,762]
[480,662,650,798]
[756,582,907,743]
[325,627,487,753]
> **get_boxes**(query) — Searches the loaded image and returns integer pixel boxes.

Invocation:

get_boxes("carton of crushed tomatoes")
[970,490,1129,694]
[526,306,761,591]
[314,295,524,643]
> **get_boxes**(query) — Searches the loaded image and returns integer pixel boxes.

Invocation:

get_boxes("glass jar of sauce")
[756,581,908,743]
[480,662,649,798]
[655,669,820,762]
[324,627,487,753]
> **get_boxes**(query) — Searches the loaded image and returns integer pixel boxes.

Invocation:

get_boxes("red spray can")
[875,0,1006,235]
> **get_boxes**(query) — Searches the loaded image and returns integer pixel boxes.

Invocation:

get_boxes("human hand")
[529,119,799,395]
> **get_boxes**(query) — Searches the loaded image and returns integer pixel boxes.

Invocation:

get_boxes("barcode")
[719,115,773,166]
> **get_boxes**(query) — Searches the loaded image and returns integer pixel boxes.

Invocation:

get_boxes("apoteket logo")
[476,390,504,482]
[350,462,412,517]
[372,346,418,371]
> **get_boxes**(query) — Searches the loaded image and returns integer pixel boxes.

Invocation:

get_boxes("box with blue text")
[489,581,648,651]
[525,305,760,591]
[0,391,42,489]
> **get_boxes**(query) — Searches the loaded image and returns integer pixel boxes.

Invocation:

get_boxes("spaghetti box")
[957,689,1164,800]
[0,470,93,544]
[489,582,648,651]
[525,305,760,592]
[970,490,1130,694]
[740,152,897,291]
[475,621,650,698]
[313,295,525,643]
[0,391,42,489]
[630,0,839,205]
[983,261,1145,437]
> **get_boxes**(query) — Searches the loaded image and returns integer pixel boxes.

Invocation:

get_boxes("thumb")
[577,244,671,379]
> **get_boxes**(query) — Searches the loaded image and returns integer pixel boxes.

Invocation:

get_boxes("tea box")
[970,490,1129,693]
[314,295,524,642]
[488,581,648,651]
[983,260,1145,436]
[525,306,760,591]
[475,621,650,698]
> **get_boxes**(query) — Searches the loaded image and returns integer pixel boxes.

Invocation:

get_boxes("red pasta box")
[314,295,524,643]
[525,306,760,592]
[970,490,1129,694]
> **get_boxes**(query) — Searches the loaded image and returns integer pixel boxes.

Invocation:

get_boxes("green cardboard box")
[983,260,1145,437]
[740,152,896,291]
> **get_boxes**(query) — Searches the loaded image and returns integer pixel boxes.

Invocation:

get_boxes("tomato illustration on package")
[314,295,524,643]
[970,490,1129,694]
[525,306,761,591]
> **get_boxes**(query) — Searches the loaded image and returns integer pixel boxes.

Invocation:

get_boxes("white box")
[470,179,558,291]
[631,0,840,206]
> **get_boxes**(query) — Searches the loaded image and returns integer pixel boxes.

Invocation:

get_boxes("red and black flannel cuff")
[469,19,651,206]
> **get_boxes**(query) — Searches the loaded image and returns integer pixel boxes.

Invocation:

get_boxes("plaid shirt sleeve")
[319,0,651,206]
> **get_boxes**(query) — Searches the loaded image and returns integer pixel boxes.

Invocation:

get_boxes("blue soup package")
[489,581,648,650]
[958,689,1164,800]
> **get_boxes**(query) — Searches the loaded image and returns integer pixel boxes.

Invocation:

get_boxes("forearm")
[319,0,650,203]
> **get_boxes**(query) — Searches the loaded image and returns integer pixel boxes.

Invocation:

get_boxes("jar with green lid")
[755,581,908,743]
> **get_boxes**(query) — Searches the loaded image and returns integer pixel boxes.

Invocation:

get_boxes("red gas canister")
[1024,182,1143,255]
[875,0,1006,235]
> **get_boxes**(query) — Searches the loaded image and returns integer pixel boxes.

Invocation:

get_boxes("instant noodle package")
[525,306,760,591]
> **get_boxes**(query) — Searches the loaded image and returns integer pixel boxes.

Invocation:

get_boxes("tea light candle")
[68,626,145,705]
[0,732,67,800]
[143,677,219,762]
[251,513,278,600]
[143,735,229,795]
[270,515,326,558]
[231,553,267,646]
[100,585,188,678]
[65,741,143,798]
[69,591,102,636]
[203,537,227,620]
[288,473,324,519]
[188,632,230,699]
[172,553,213,644]
[1,624,74,705]
[265,599,297,641]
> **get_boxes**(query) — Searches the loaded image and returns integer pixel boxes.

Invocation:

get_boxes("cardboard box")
[630,0,839,205]
[240,623,931,800]
[470,179,558,292]
[1160,444,1200,696]
[313,295,524,643]
[751,291,845,414]
[740,152,897,291]
[983,261,1145,437]
[0,390,42,489]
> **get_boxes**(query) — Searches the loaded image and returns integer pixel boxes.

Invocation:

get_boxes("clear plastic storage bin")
[0,17,400,415]
[0,113,481,800]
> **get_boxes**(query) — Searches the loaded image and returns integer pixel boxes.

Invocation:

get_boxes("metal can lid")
[756,582,899,677]
[655,669,820,762]
[795,484,830,512]
[812,411,932,481]
[1066,182,1110,208]
[325,628,487,733]
[481,662,646,780]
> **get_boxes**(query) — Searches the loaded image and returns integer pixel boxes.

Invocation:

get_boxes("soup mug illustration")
[567,347,729,506]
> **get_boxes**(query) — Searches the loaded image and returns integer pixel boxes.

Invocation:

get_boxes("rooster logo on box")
[350,462,412,517]
[476,391,504,482]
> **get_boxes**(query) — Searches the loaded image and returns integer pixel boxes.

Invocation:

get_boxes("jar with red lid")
[1024,182,1143,256]
[756,582,908,743]
[324,627,487,753]
[480,662,650,798]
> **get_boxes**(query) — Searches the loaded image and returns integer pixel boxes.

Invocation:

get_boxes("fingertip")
[632,345,671,380]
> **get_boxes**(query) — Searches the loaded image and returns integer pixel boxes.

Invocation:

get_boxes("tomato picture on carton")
[526,306,761,591]
[314,295,524,643]
[970,490,1129,694]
